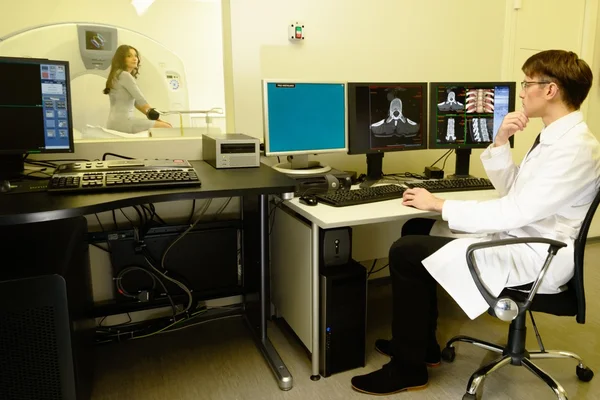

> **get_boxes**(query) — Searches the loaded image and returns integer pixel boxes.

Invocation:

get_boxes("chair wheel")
[576,365,594,382]
[462,393,477,400]
[441,346,456,362]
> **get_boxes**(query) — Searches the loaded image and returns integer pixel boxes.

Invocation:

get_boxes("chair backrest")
[572,187,600,324]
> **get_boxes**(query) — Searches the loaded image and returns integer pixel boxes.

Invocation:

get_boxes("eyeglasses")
[521,81,551,89]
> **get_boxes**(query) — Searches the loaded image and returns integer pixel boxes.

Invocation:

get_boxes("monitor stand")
[359,153,384,188]
[272,155,331,175]
[447,148,477,179]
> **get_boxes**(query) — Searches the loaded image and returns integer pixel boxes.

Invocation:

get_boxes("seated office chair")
[441,189,600,400]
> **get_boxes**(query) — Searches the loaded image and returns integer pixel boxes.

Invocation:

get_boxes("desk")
[271,188,499,379]
[0,161,297,391]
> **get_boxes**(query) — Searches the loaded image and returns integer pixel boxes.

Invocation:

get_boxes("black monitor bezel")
[0,56,75,155]
[428,81,517,150]
[347,81,428,155]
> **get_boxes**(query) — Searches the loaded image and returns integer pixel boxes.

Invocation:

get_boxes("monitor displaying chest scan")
[429,82,516,178]
[262,81,347,174]
[0,57,74,180]
[347,82,427,186]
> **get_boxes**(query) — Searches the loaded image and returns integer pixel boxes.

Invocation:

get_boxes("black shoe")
[374,339,441,367]
[351,359,428,395]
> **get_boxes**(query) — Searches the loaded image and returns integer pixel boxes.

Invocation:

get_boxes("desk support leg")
[311,221,321,381]
[246,194,293,390]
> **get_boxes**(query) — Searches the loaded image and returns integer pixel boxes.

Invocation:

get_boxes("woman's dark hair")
[522,50,593,110]
[103,45,141,94]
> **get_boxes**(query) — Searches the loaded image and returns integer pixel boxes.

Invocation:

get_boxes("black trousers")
[390,218,455,364]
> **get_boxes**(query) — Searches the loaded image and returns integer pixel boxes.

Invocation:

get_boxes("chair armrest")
[466,238,567,320]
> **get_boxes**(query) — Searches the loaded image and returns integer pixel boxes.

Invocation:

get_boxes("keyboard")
[315,184,405,207]
[47,159,201,193]
[405,178,493,193]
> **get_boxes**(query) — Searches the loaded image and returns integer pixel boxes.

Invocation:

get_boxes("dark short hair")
[522,50,593,110]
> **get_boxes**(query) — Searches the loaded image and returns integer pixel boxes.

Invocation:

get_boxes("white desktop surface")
[284,185,500,229]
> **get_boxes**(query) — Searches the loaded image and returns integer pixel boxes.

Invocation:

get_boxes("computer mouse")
[0,180,11,193]
[299,194,318,206]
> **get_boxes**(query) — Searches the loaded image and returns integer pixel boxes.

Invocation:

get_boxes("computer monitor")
[0,56,74,179]
[347,82,427,185]
[429,82,516,178]
[262,80,347,174]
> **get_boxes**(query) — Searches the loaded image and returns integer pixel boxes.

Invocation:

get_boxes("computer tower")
[319,260,367,377]
[0,217,94,400]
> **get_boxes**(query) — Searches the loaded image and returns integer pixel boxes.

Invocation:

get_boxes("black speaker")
[0,275,77,400]
[320,260,367,377]
[319,227,352,268]
[0,217,94,400]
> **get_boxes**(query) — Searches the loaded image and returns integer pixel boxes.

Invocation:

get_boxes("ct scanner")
[0,23,191,139]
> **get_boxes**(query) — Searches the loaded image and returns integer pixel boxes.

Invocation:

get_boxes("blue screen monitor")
[429,82,516,177]
[0,56,74,179]
[262,80,347,174]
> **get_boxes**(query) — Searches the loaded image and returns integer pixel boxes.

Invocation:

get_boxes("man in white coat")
[351,49,600,395]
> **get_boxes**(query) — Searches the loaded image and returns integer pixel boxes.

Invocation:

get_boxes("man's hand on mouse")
[402,187,444,212]
[494,110,529,147]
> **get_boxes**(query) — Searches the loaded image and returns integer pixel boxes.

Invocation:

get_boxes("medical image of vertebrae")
[466,116,493,143]
[437,86,465,113]
[436,116,465,144]
[369,85,424,149]
[465,88,495,113]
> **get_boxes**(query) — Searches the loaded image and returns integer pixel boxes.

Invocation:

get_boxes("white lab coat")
[423,111,600,319]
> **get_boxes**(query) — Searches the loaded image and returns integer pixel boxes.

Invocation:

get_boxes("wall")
[228,0,508,180]
[227,0,600,279]
[586,0,600,137]
[507,0,600,236]
[228,0,509,270]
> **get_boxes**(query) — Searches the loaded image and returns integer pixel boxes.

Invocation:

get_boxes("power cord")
[140,198,213,317]
[94,212,178,318]
[114,265,178,319]
[367,259,389,277]
[367,259,377,275]
[213,197,233,219]
[188,200,196,224]
[384,172,428,180]
[95,306,243,344]
[97,313,131,328]
[440,149,454,171]
[25,159,58,168]
[115,266,157,300]
[91,243,111,253]
[101,198,229,327]
[39,158,90,163]
[430,149,453,169]
[269,197,284,235]
[161,199,212,274]
[102,152,134,160]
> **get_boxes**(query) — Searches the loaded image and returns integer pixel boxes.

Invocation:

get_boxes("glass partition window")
[0,0,225,141]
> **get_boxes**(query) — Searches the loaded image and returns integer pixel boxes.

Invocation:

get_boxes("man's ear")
[545,82,560,101]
